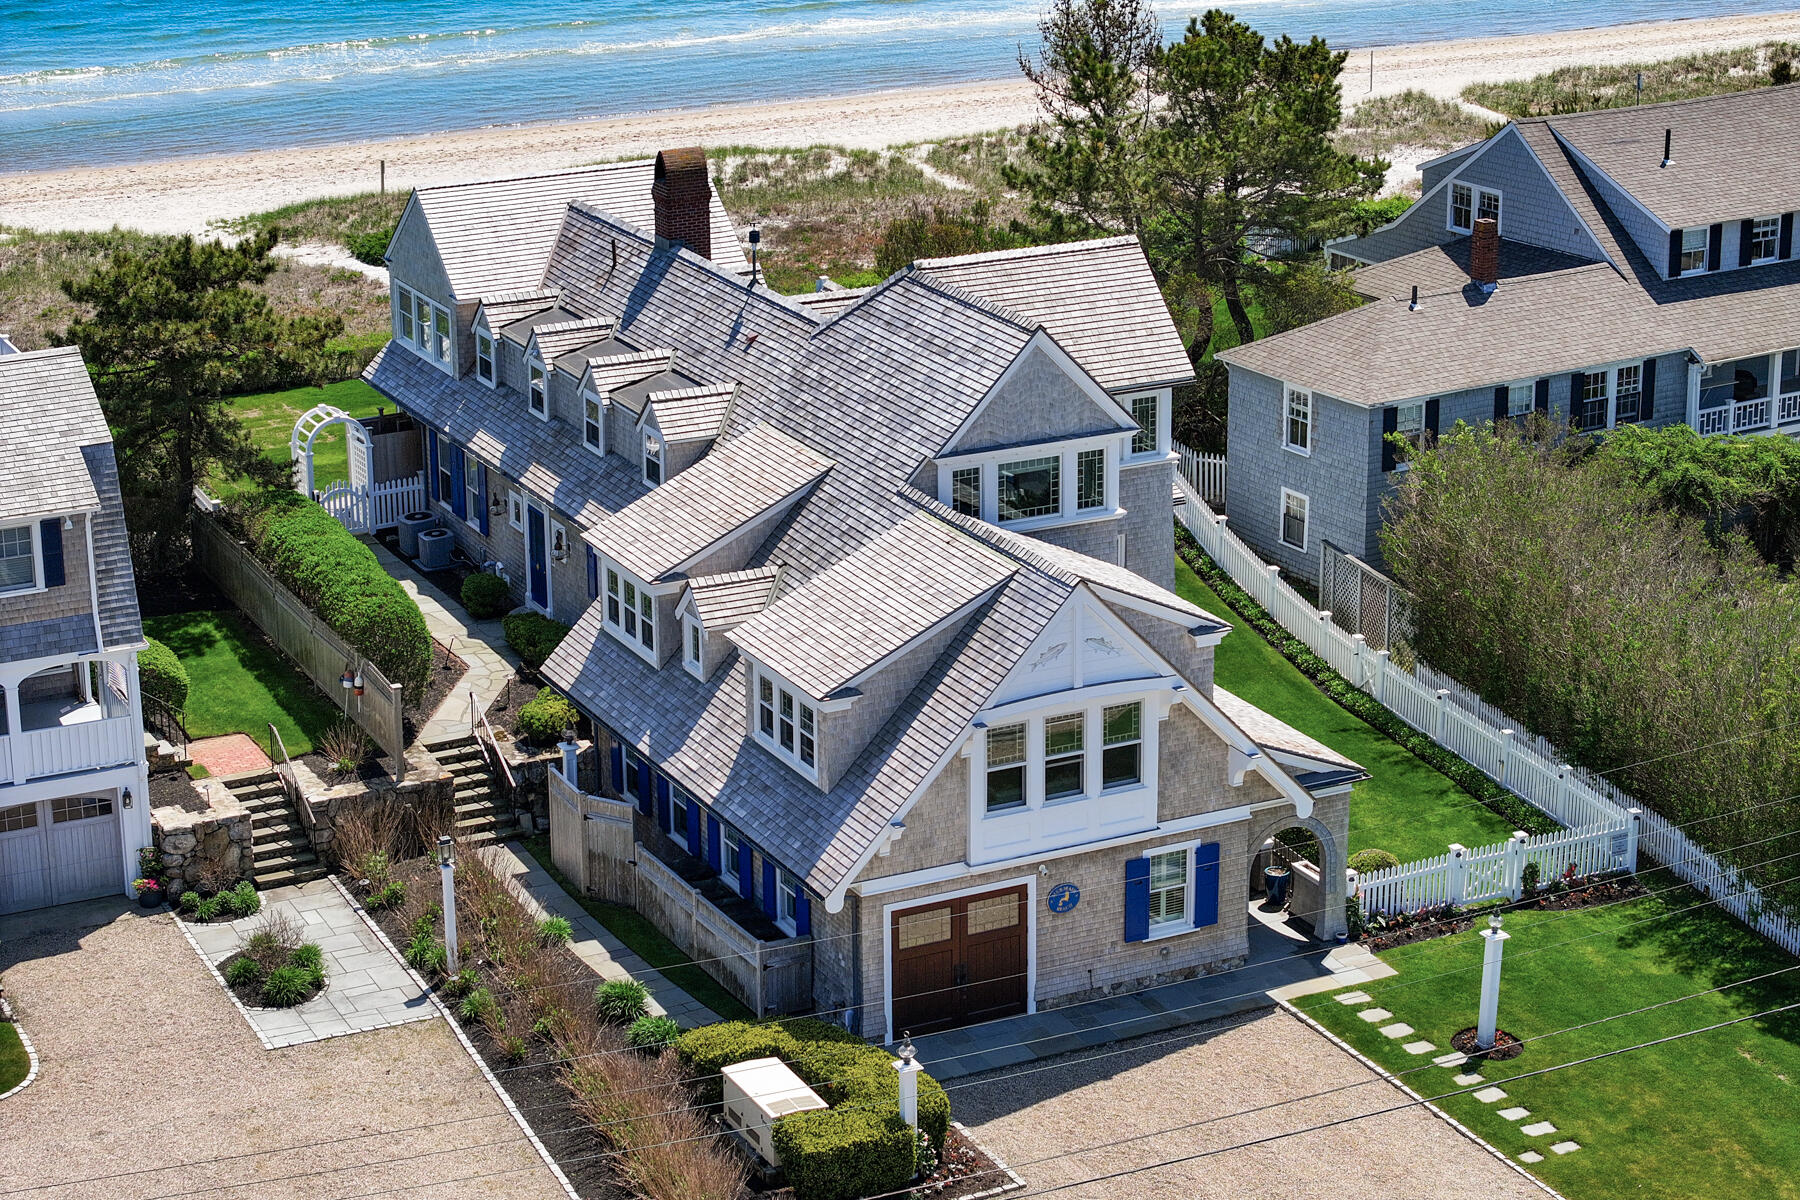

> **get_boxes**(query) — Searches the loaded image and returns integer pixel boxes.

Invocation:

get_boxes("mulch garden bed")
[1451,1026,1524,1063]
[215,949,327,1009]
[149,767,209,813]
[1361,872,1647,953]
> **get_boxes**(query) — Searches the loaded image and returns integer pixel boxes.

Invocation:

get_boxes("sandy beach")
[3,9,1798,237]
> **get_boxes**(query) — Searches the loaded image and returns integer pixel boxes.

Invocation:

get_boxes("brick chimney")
[652,147,712,260]
[1470,216,1499,292]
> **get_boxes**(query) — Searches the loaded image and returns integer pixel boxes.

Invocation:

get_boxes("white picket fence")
[1177,444,1228,506]
[1353,823,1639,916]
[317,471,425,534]
[1174,478,1800,955]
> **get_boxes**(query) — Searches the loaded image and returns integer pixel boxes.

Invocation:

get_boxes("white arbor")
[290,404,375,531]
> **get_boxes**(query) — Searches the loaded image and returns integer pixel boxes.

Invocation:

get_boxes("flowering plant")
[132,878,162,894]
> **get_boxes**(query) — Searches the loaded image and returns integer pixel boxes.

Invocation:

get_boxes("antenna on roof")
[1661,128,1672,168]
[748,226,762,288]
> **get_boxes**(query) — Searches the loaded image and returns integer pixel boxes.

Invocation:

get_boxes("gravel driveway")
[956,1007,1548,1200]
[0,900,569,1200]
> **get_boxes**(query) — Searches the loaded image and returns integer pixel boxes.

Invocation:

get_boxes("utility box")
[721,1056,828,1167]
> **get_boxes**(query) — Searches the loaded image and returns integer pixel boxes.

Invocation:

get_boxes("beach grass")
[1335,89,1495,162]
[1465,41,1800,117]
[217,190,409,252]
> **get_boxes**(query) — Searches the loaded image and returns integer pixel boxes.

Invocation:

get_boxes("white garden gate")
[290,404,424,534]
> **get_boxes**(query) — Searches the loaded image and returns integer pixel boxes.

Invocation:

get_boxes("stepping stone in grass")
[1521,1122,1557,1137]
[1379,1022,1415,1038]
[1473,1087,1508,1103]
[1334,991,1372,1004]
[1454,1073,1484,1086]
[1433,1052,1468,1068]
[1519,1152,1544,1164]
[1359,1008,1393,1023]
[1402,1041,1437,1055]
[1498,1107,1530,1121]
[1551,1142,1581,1155]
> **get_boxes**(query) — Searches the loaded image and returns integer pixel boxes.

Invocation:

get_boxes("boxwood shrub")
[675,1018,949,1200]
[139,636,189,710]
[234,492,433,702]
[460,571,511,620]
[518,687,577,745]
[503,612,571,673]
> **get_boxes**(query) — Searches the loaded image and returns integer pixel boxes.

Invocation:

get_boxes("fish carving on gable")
[1084,636,1122,658]
[1029,642,1067,670]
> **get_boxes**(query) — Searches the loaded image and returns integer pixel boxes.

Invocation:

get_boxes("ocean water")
[0,0,1791,173]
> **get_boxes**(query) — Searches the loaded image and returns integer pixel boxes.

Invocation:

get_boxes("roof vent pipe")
[1661,128,1672,168]
[1409,284,1420,312]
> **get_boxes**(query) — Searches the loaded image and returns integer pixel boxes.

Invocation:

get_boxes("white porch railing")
[1697,390,1800,436]
[1175,442,1228,506]
[1176,480,1800,955]
[1,716,140,785]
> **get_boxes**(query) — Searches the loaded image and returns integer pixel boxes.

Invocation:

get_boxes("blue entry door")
[527,506,549,611]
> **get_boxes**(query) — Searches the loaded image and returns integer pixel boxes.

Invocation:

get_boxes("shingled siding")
[1419,144,1479,195]
[1453,126,1605,262]
[1118,458,1175,589]
[1,512,94,634]
[947,343,1125,455]
[1573,145,1670,272]
[1225,365,1374,582]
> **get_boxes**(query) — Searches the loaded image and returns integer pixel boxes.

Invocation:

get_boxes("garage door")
[891,886,1028,1036]
[0,794,121,915]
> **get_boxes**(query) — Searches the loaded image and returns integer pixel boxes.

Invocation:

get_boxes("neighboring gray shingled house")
[367,147,1364,1039]
[1220,85,1800,582]
[0,345,151,915]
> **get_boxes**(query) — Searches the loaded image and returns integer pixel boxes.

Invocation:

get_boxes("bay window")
[1147,849,1188,932]
[1042,714,1085,799]
[753,669,817,777]
[396,286,415,343]
[602,564,658,662]
[998,456,1059,521]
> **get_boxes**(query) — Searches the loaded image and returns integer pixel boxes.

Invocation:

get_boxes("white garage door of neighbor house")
[0,795,122,915]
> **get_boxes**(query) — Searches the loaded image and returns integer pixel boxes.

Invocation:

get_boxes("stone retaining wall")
[152,802,254,897]
[291,746,456,867]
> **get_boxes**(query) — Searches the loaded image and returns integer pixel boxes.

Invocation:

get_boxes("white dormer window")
[1750,216,1781,264]
[432,305,450,365]
[1129,394,1159,456]
[643,432,664,486]
[951,466,981,517]
[394,284,453,375]
[1448,182,1500,234]
[603,564,657,663]
[938,436,1120,529]
[1679,227,1708,275]
[396,289,415,344]
[1284,387,1312,454]
[583,391,607,456]
[527,358,547,419]
[683,615,703,679]
[754,669,817,777]
[1076,449,1105,511]
[974,694,1155,820]
[999,456,1060,521]
[475,330,495,385]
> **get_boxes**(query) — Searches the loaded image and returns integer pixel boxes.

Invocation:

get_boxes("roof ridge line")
[914,233,1141,268]
[416,159,654,197]
[904,270,1042,334]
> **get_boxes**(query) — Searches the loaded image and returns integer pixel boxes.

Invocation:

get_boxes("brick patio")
[188,733,270,777]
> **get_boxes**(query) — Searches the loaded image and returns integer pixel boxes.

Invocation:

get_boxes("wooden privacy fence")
[549,764,635,901]
[1175,479,1800,955]
[191,515,406,769]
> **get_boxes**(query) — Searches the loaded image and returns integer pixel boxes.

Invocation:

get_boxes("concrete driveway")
[956,1006,1548,1200]
[0,899,569,1200]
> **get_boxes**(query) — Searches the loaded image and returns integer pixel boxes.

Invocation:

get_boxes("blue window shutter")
[686,799,702,856]
[1193,843,1221,928]
[450,447,466,519]
[762,859,778,918]
[1667,227,1683,276]
[477,463,491,536]
[1640,357,1658,422]
[1780,213,1794,261]
[1424,397,1440,437]
[1534,377,1550,414]
[655,773,671,833]
[737,842,754,898]
[1707,222,1723,272]
[586,547,599,599]
[706,815,722,872]
[38,519,64,588]
[427,431,440,501]
[1124,857,1150,943]
[795,889,812,937]
[1379,407,1398,473]
[1492,386,1507,423]
[609,743,624,795]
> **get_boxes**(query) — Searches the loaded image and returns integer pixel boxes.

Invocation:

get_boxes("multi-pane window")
[435,434,455,504]
[1102,702,1142,789]
[464,456,482,526]
[986,724,1027,812]
[1507,382,1534,417]
[1450,183,1473,232]
[1043,713,1085,800]
[643,433,664,486]
[0,525,35,592]
[51,796,112,823]
[1130,394,1158,455]
[779,870,801,928]
[756,672,818,775]
[1395,401,1425,447]
[396,287,415,343]
[722,824,747,893]
[687,621,702,669]
[528,360,546,416]
[951,466,981,517]
[0,802,35,832]
[668,786,690,838]
[1614,364,1644,423]
[1280,489,1308,551]
[1477,189,1501,226]
[1147,849,1187,930]
[606,569,622,625]
[998,456,1060,521]
[583,394,605,453]
[1284,387,1312,453]
[433,307,451,363]
[1750,216,1781,263]
[475,331,495,384]
[1076,448,1105,511]
[637,589,654,652]
[758,677,776,738]
[1680,227,1709,274]
[603,567,655,656]
[1577,371,1610,432]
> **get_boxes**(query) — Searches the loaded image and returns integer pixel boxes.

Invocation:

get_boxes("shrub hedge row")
[503,611,571,673]
[1174,525,1557,836]
[139,636,189,710]
[234,493,433,702]
[676,1018,949,1200]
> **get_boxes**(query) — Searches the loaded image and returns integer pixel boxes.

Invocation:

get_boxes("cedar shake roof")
[498,305,582,345]
[475,290,560,332]
[1213,686,1360,774]
[528,317,615,361]
[581,349,678,397]
[685,567,782,630]
[642,383,737,443]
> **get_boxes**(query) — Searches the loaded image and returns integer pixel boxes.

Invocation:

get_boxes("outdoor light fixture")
[897,1032,915,1066]
[121,787,133,809]
[1490,912,1503,931]
[438,834,454,869]
[561,725,577,745]
[490,495,504,516]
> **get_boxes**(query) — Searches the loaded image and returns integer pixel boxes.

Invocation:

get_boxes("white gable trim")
[936,329,1138,457]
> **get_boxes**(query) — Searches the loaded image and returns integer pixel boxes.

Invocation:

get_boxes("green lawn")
[1175,559,1516,860]
[224,378,387,496]
[0,1021,28,1094]
[520,835,755,1023]
[1294,877,1800,1200]
[144,610,342,756]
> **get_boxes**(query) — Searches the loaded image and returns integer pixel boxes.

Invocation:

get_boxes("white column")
[559,739,580,785]
[1477,915,1510,1050]
[1625,808,1642,873]
[893,1035,922,1133]
[1447,844,1468,906]
[439,836,460,974]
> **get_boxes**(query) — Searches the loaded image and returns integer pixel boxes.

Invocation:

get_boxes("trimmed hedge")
[1175,524,1557,835]
[503,611,571,673]
[139,636,189,710]
[234,493,432,702]
[676,1018,949,1200]
[461,571,511,620]
[1349,848,1401,874]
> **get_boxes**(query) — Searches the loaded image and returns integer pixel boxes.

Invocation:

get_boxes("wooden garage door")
[0,795,119,916]
[891,886,1027,1036]
[0,801,50,915]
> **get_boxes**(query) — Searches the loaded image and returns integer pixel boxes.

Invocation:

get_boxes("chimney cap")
[654,146,709,182]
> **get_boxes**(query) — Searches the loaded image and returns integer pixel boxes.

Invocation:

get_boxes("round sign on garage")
[1046,882,1080,914]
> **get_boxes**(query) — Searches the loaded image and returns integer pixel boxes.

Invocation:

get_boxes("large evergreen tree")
[59,229,341,568]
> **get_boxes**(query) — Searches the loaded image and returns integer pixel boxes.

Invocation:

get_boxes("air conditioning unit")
[416,527,455,571]
[398,510,436,559]
[720,1057,828,1167]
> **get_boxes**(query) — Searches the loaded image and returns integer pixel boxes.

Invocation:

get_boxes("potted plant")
[133,878,163,909]
[1263,862,1292,909]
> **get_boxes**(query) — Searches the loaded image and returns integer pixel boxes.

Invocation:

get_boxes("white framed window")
[1448,182,1500,233]
[1477,188,1501,227]
[1075,448,1105,511]
[397,285,453,374]
[583,392,606,456]
[951,466,981,517]
[1042,713,1085,800]
[1576,370,1611,432]
[435,433,455,505]
[508,490,525,531]
[1128,393,1159,456]
[1284,386,1312,454]
[998,455,1060,521]
[0,524,39,594]
[602,563,658,663]
[1279,488,1309,552]
[722,824,747,894]
[1614,363,1644,424]
[527,357,547,419]
[753,669,818,777]
[1749,216,1781,264]
[684,616,703,679]
[777,870,801,934]
[1101,701,1142,789]
[985,723,1027,813]
[475,330,495,385]
[1506,381,1534,417]
[463,456,483,528]
[395,285,416,344]
[1147,848,1188,932]
[940,438,1118,527]
[976,689,1159,822]
[1395,401,1425,447]
[1679,227,1709,275]
[643,431,664,486]
[432,306,451,365]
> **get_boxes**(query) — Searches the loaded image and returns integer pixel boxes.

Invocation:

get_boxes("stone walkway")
[368,539,520,746]
[913,920,1393,1080]
[188,733,269,776]
[485,841,719,1028]
[179,878,434,1048]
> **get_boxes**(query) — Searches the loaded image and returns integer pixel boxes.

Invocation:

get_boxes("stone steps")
[222,770,327,891]
[428,737,516,847]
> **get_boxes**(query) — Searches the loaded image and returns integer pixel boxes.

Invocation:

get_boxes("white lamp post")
[1477,912,1509,1050]
[438,835,460,974]
[892,1031,921,1132]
